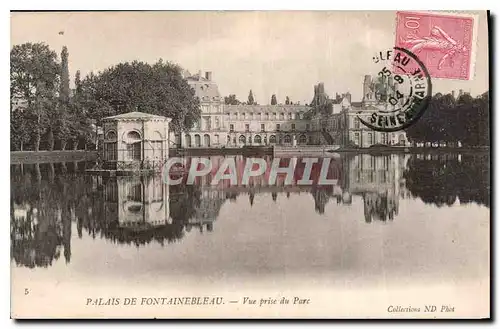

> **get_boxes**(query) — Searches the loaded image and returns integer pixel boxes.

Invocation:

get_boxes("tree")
[68,70,93,150]
[224,94,241,105]
[10,43,59,151]
[59,46,70,103]
[285,96,290,105]
[81,60,200,134]
[11,109,30,151]
[405,91,489,147]
[271,94,277,105]
[52,46,71,150]
[248,90,255,105]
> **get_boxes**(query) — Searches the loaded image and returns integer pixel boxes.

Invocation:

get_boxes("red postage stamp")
[395,11,476,80]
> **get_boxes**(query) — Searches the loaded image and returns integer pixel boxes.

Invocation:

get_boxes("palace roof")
[224,104,311,114]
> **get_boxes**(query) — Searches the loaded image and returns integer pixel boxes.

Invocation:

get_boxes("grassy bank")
[11,150,98,164]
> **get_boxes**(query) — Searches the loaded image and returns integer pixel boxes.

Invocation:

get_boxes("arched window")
[151,131,164,160]
[399,134,405,145]
[299,135,307,144]
[126,131,142,161]
[194,134,201,147]
[105,131,117,161]
[185,134,192,147]
[254,135,262,144]
[204,134,210,147]
[284,135,291,144]
[269,135,276,144]
[239,135,246,144]
[106,130,117,140]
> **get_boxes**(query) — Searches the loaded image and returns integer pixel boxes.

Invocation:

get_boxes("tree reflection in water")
[403,153,490,208]
[10,153,490,268]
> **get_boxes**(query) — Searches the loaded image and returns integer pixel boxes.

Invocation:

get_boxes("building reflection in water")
[344,154,409,223]
[10,153,490,268]
[104,175,171,230]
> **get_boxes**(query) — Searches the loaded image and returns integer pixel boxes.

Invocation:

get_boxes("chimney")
[205,71,212,81]
[198,70,202,81]
[451,90,456,99]
[345,92,352,103]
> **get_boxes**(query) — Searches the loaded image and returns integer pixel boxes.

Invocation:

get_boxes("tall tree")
[248,89,255,105]
[69,70,92,150]
[51,46,72,150]
[10,43,59,151]
[271,94,277,105]
[81,60,200,134]
[59,46,70,103]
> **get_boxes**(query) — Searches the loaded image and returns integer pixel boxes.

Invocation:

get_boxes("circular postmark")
[357,47,432,132]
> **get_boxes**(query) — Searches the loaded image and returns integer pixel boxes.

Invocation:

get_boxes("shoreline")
[10,146,489,164]
[10,150,98,164]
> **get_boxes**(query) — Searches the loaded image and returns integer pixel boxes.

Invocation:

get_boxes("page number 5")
[24,288,29,295]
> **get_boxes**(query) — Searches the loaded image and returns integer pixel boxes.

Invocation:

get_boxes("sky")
[10,11,489,105]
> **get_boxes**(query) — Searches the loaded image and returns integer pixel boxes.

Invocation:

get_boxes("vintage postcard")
[10,10,490,319]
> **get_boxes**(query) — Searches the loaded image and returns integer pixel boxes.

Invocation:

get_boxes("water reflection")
[10,153,490,268]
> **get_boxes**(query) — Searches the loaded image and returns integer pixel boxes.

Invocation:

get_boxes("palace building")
[172,71,410,149]
[224,104,312,146]
[174,71,227,148]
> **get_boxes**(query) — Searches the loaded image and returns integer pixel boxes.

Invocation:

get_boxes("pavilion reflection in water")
[103,175,171,229]
[101,174,219,235]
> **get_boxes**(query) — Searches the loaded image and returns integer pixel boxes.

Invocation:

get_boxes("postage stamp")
[395,11,478,80]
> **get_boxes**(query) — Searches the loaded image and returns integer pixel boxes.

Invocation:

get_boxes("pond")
[10,152,490,317]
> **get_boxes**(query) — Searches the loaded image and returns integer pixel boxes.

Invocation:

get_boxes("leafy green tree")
[271,94,277,105]
[10,43,59,151]
[81,60,200,135]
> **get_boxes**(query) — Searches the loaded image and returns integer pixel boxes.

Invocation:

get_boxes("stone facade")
[172,70,409,149]
[311,75,410,148]
[173,71,228,148]
[102,111,172,170]
[225,104,312,146]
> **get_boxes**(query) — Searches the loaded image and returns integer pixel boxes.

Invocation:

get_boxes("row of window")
[183,134,310,147]
[229,123,310,132]
[353,132,405,145]
[103,141,164,161]
[227,112,305,121]
[229,134,308,144]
